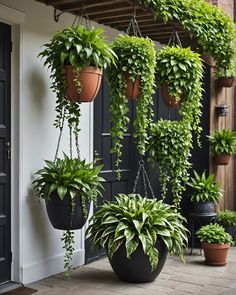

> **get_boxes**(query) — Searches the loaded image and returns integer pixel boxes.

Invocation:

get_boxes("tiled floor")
[28,247,236,295]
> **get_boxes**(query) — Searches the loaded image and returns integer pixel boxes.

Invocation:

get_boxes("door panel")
[0,22,11,285]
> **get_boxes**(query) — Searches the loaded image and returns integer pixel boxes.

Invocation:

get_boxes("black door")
[85,74,138,263]
[0,22,11,284]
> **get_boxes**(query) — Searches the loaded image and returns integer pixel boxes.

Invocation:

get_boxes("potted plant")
[148,119,193,208]
[187,171,223,214]
[39,25,116,102]
[107,35,156,178]
[208,129,236,165]
[156,46,203,141]
[196,223,233,266]
[32,154,104,276]
[86,194,188,283]
[217,210,236,241]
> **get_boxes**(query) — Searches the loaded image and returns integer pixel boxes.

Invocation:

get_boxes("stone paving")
[28,247,236,295]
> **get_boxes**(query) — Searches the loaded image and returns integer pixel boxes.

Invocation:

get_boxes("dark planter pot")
[125,73,141,99]
[225,226,236,241]
[161,82,182,108]
[108,239,168,283]
[202,242,230,266]
[45,193,89,230]
[194,201,215,215]
[218,77,235,88]
[215,104,229,117]
[214,154,231,166]
[64,65,103,102]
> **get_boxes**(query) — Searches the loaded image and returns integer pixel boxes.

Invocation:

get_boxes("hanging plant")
[148,119,193,208]
[141,0,236,78]
[156,46,204,142]
[107,35,156,177]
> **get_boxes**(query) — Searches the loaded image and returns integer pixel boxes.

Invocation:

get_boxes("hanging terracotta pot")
[218,77,235,88]
[125,73,141,99]
[201,242,230,266]
[45,192,90,230]
[64,65,103,102]
[214,154,231,165]
[161,82,182,108]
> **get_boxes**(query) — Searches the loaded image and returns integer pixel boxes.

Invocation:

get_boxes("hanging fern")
[107,35,156,178]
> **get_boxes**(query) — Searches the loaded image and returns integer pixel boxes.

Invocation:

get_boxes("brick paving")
[28,247,236,295]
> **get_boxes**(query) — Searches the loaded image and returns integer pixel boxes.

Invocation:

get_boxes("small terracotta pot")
[214,154,231,165]
[218,77,235,88]
[161,83,182,108]
[64,65,103,102]
[202,242,230,266]
[125,73,141,99]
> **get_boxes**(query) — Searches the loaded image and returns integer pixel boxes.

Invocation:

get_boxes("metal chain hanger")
[168,28,182,48]
[126,0,142,37]
[72,0,92,28]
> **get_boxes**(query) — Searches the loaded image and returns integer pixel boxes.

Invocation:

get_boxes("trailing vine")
[107,35,156,177]
[141,0,236,77]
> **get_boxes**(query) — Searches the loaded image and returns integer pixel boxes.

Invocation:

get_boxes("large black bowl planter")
[194,201,215,215]
[108,239,168,283]
[46,193,89,230]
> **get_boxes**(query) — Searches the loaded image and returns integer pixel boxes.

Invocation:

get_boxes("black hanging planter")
[45,192,89,230]
[108,239,168,283]
[215,104,229,117]
[194,201,215,215]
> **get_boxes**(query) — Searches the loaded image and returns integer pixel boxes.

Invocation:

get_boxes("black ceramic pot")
[45,192,89,230]
[194,201,215,215]
[225,226,236,241]
[108,239,168,283]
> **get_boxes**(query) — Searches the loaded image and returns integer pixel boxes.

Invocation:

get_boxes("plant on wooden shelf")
[196,223,233,266]
[148,119,193,208]
[156,46,204,141]
[208,129,236,165]
[217,210,236,242]
[86,194,188,283]
[32,154,104,276]
[107,35,156,178]
[187,171,223,214]
[142,0,236,79]
[39,25,116,103]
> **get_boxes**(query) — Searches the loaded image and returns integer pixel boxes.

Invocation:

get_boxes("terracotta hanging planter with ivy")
[161,82,182,108]
[218,77,235,88]
[65,65,103,102]
[125,73,141,99]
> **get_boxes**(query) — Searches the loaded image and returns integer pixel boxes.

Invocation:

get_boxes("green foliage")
[188,171,223,203]
[218,210,236,228]
[38,25,116,134]
[107,35,156,177]
[32,154,104,216]
[148,119,192,208]
[196,223,233,245]
[142,0,236,77]
[208,129,236,156]
[86,194,188,271]
[62,229,75,277]
[156,46,204,140]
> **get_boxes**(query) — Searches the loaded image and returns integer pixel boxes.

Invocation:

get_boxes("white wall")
[0,0,120,284]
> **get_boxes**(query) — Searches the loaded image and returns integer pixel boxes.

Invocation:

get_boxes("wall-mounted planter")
[218,77,235,88]
[46,193,89,230]
[65,65,103,102]
[214,154,231,165]
[125,73,141,99]
[215,104,229,117]
[161,83,182,108]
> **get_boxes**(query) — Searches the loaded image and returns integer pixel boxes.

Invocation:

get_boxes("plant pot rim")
[64,64,103,75]
[202,242,231,249]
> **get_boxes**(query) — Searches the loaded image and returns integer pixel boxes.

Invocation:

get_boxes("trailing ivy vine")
[107,35,156,177]
[141,0,236,77]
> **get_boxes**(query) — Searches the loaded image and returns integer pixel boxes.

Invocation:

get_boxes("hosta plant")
[107,35,156,178]
[187,171,223,203]
[148,119,193,208]
[208,129,236,156]
[196,224,233,245]
[156,46,203,142]
[86,194,188,271]
[218,210,236,228]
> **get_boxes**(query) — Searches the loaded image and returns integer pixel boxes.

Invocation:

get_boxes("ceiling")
[36,0,199,48]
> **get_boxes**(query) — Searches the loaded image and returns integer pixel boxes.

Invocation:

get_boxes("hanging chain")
[132,158,155,198]
[126,1,142,37]
[54,107,66,162]
[73,0,91,28]
[168,28,182,48]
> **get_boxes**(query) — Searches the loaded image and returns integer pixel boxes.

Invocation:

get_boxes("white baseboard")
[21,249,85,284]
